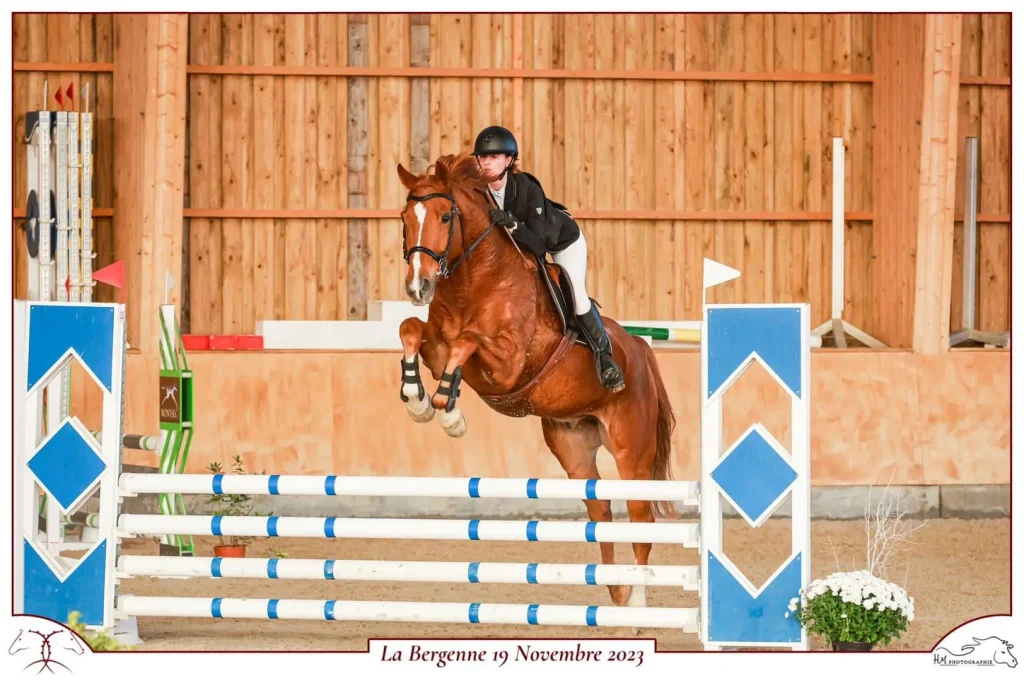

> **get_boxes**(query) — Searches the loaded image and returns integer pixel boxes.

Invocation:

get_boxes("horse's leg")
[540,417,633,608]
[431,332,479,438]
[398,317,448,423]
[596,404,660,617]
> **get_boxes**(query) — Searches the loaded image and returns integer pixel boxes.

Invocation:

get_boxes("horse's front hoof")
[408,402,435,423]
[404,390,435,423]
[439,407,467,438]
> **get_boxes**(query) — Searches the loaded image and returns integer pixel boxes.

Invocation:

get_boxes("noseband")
[402,190,497,278]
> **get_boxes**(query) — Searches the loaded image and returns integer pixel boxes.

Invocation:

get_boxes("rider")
[471,125,625,393]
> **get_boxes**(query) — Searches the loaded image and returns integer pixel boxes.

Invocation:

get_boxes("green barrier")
[156,304,195,557]
[623,326,701,343]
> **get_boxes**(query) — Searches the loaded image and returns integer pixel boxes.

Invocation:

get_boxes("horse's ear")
[435,160,449,185]
[397,163,418,190]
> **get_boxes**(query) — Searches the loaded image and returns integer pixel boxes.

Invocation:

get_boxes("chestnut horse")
[395,154,678,614]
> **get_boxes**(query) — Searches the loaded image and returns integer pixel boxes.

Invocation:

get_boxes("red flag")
[55,86,64,111]
[93,260,125,302]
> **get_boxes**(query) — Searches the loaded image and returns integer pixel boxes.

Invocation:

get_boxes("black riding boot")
[577,305,626,392]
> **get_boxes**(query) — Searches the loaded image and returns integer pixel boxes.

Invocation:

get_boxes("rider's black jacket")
[492,171,580,258]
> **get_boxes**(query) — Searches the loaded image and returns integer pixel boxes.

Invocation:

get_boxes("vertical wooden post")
[347,15,369,320]
[872,13,962,351]
[409,15,431,174]
[871,14,926,348]
[113,14,188,352]
[912,14,962,354]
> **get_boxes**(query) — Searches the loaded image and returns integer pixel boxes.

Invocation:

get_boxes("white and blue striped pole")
[116,596,699,631]
[117,515,700,546]
[117,556,700,590]
[118,473,699,505]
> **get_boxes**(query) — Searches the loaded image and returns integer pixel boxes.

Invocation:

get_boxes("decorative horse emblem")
[393,153,680,617]
[8,628,85,673]
[161,385,179,411]
[935,637,1017,668]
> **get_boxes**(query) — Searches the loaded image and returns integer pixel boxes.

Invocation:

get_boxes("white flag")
[702,258,741,291]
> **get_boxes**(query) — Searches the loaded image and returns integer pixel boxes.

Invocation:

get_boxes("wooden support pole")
[871,14,927,348]
[912,14,962,354]
[347,15,369,320]
[872,14,964,350]
[113,14,188,352]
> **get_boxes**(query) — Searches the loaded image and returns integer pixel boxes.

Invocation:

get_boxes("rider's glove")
[489,208,516,227]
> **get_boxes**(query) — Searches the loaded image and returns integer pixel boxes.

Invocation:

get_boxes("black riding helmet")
[472,126,519,160]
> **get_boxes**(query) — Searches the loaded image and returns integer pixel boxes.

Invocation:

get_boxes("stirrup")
[598,357,625,391]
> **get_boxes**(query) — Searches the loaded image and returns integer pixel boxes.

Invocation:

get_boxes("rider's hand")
[489,208,515,227]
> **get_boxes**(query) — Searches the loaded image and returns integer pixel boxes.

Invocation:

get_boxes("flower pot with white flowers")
[787,475,922,650]
[788,570,914,650]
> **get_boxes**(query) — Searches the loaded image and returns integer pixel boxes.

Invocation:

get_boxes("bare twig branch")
[828,536,842,571]
[862,469,928,582]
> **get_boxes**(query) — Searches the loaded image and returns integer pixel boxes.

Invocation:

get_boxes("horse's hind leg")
[596,409,660,615]
[541,417,632,608]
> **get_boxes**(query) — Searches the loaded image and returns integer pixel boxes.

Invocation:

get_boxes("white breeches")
[551,230,592,315]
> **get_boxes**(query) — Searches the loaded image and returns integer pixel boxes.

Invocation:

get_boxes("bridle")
[401,190,499,278]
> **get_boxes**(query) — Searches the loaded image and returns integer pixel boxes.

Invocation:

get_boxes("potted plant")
[787,569,914,650]
[205,455,270,558]
[787,475,922,650]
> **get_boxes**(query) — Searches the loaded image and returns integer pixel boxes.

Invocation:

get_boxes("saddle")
[536,255,589,348]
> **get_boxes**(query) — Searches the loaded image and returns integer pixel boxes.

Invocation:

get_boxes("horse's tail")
[640,339,679,519]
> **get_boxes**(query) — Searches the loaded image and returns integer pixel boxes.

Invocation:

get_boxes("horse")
[393,153,680,614]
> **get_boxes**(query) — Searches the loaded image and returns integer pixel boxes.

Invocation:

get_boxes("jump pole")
[624,325,823,349]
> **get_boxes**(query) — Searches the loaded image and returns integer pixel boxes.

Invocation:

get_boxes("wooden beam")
[13,61,115,72]
[913,14,962,354]
[872,14,928,348]
[113,14,188,353]
[184,63,876,83]
[12,207,1013,223]
[179,208,875,221]
[347,16,369,320]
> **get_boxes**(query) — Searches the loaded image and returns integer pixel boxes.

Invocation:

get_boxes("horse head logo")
[935,636,1017,668]
[8,628,86,673]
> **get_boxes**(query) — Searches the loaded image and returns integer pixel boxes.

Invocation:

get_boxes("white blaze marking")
[411,202,427,296]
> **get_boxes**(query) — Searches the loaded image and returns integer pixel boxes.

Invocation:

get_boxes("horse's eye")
[441,213,451,223]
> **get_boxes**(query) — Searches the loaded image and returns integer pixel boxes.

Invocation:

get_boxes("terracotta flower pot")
[213,545,247,558]
[832,641,873,651]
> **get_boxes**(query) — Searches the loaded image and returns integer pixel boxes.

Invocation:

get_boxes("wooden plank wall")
[11,13,1012,341]
[951,15,1012,334]
[184,13,882,334]
[12,14,117,303]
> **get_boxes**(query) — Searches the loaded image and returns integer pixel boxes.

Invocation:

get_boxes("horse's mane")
[419,153,492,194]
